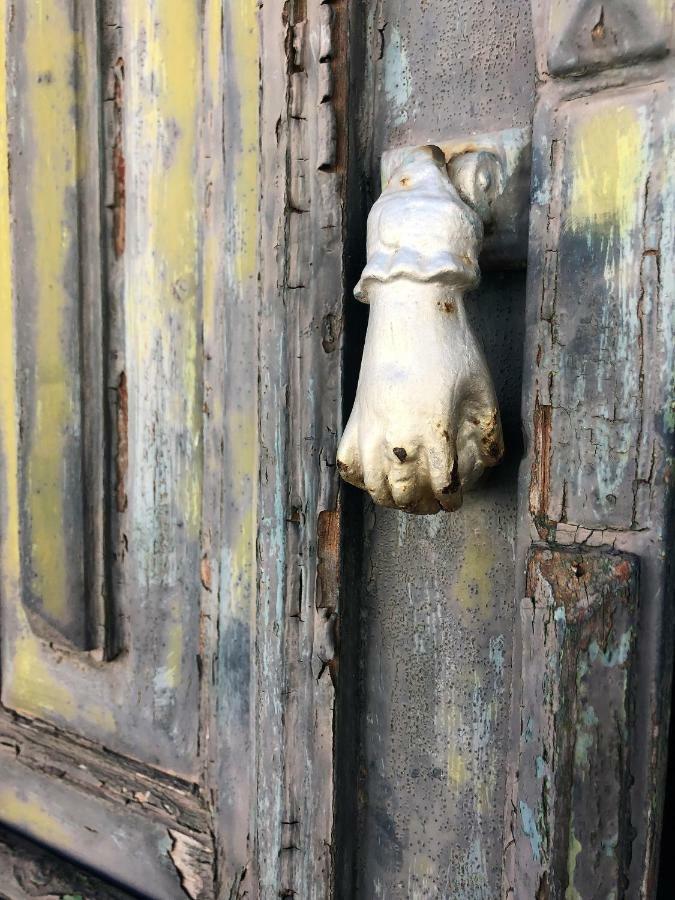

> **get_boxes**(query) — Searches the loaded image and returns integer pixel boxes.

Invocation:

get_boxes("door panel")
[10,0,104,652]
[0,1,216,894]
[1,0,201,776]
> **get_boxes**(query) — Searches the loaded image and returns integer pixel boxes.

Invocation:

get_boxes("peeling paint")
[565,827,582,900]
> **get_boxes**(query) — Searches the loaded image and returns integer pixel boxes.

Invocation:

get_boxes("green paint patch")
[566,827,582,900]
[588,630,632,667]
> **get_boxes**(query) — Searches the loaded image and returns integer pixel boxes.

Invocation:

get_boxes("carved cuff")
[354,145,484,303]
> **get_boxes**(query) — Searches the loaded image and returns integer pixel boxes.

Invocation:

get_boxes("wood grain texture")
[200,0,259,892]
[0,712,214,898]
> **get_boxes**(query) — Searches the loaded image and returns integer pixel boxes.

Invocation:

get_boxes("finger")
[385,440,423,510]
[456,430,485,488]
[361,434,395,508]
[388,470,422,509]
[461,402,504,470]
[336,410,364,489]
[426,428,463,512]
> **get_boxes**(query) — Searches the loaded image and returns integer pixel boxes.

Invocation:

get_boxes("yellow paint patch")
[0,790,70,844]
[124,5,204,697]
[646,0,672,25]
[24,2,82,622]
[565,826,583,900]
[454,506,493,613]
[568,105,645,236]
[6,621,115,730]
[164,619,183,690]
[447,747,467,787]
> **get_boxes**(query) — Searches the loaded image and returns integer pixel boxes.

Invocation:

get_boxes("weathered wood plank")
[512,546,639,899]
[527,81,671,535]
[117,0,203,771]
[0,761,212,900]
[0,712,214,899]
[200,0,260,892]
[257,0,346,895]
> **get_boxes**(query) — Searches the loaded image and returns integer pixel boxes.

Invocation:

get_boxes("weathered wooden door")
[0,1,672,898]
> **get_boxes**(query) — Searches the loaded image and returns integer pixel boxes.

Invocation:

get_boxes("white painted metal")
[337,145,504,514]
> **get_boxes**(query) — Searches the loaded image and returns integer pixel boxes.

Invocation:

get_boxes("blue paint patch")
[601,832,618,858]
[519,800,542,863]
[383,25,412,126]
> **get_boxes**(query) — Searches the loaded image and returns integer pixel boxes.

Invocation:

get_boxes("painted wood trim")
[255,0,347,895]
[199,0,260,890]
[511,546,640,897]
[4,0,104,650]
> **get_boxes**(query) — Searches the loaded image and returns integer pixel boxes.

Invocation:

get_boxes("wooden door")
[0,0,346,896]
[0,1,673,898]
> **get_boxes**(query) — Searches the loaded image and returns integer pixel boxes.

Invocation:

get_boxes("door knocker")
[337,141,518,514]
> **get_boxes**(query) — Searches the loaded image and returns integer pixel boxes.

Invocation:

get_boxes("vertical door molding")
[255,0,347,896]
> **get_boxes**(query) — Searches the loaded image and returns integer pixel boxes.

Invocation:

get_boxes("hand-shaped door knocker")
[337,144,504,515]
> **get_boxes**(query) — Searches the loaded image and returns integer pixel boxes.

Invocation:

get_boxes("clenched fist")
[336,144,503,514]
[337,280,503,514]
